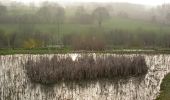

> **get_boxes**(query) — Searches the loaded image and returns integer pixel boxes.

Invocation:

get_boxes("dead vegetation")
[25,55,148,85]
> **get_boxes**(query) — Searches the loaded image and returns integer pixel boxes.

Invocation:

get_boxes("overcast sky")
[3,0,169,6]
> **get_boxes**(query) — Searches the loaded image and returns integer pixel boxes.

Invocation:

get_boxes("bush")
[25,55,148,85]
[71,34,106,51]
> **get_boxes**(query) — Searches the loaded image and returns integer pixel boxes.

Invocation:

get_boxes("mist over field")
[0,0,169,50]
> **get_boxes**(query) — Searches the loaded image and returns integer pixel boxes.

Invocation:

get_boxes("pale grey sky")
[3,0,170,6]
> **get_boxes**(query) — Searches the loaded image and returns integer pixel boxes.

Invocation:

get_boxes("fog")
[1,0,169,6]
[0,0,170,50]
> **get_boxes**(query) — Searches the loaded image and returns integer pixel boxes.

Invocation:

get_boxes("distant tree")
[151,15,157,23]
[18,23,35,34]
[19,14,36,24]
[73,6,93,24]
[10,33,17,48]
[56,6,65,44]
[118,12,129,18]
[37,3,65,44]
[0,4,7,23]
[138,32,156,47]
[63,34,73,46]
[33,33,51,47]
[5,33,17,49]
[92,7,110,27]
[162,33,170,48]
[166,12,170,23]
[37,3,65,24]
[71,33,106,50]
[75,6,85,16]
[0,4,7,16]
[0,29,7,48]
[23,38,42,49]
[158,4,170,24]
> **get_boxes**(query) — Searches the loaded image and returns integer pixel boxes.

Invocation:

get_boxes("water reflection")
[0,54,169,100]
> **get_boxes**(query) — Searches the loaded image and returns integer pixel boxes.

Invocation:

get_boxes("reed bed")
[24,55,148,85]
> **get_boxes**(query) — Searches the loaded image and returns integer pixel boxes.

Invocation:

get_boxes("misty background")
[0,0,170,50]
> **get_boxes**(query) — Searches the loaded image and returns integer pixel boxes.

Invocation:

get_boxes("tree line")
[0,2,170,50]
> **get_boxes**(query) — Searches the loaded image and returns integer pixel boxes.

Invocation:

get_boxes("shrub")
[71,34,106,51]
[23,38,43,49]
[25,55,148,85]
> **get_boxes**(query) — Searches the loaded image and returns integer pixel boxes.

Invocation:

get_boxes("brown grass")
[24,55,148,85]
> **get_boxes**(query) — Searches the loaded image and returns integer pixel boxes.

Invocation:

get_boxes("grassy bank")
[156,73,170,100]
[1,48,170,55]
[0,48,71,55]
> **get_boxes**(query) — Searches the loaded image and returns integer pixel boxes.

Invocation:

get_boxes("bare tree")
[73,6,93,24]
[166,12,170,23]
[0,4,7,16]
[37,3,65,44]
[92,7,110,27]
[0,3,7,23]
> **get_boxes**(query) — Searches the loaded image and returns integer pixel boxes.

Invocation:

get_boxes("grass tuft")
[156,73,170,100]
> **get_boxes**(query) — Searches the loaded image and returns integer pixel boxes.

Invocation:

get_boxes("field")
[1,48,170,55]
[1,17,170,35]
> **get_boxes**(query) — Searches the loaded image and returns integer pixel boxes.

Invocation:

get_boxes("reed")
[25,55,148,85]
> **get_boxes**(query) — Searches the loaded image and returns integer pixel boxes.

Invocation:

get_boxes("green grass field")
[1,17,170,35]
[1,48,170,55]
[156,73,170,100]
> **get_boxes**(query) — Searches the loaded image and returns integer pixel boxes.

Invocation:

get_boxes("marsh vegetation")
[25,55,148,85]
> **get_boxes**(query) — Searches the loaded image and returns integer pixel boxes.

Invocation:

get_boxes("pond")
[0,54,169,100]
